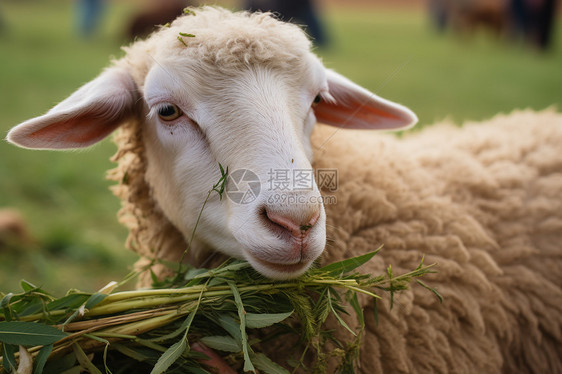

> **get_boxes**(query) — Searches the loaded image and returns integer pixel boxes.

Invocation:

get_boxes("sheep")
[6,6,562,373]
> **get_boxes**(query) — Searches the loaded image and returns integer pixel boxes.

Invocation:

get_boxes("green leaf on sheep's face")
[319,248,381,275]
[177,36,187,47]
[0,321,67,346]
[213,163,229,200]
[174,163,229,283]
[179,32,195,38]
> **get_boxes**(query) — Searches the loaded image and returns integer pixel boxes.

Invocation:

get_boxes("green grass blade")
[318,249,380,275]
[2,343,17,373]
[227,281,255,372]
[348,292,364,328]
[416,280,443,303]
[387,265,395,310]
[327,289,355,336]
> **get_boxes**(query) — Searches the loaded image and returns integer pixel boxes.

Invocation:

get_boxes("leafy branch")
[0,164,441,373]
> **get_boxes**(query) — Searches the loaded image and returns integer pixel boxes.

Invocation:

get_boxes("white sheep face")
[6,8,417,280]
[140,54,330,278]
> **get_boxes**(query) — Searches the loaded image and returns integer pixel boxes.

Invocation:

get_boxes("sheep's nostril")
[265,208,320,239]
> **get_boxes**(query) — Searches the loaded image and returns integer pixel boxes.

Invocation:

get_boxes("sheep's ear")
[314,69,417,130]
[7,67,138,150]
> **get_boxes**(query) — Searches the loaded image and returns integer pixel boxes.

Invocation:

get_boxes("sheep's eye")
[157,104,182,121]
[313,95,322,105]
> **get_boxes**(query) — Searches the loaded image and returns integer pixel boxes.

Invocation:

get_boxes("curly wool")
[309,108,562,373]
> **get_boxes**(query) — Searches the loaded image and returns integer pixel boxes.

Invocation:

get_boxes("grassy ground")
[0,0,560,295]
[319,8,562,125]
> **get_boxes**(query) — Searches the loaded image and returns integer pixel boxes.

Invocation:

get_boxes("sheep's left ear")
[314,69,417,130]
[6,67,138,150]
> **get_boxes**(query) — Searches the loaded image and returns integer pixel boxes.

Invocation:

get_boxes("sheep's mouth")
[249,254,309,274]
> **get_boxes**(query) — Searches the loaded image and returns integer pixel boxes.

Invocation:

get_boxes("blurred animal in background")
[0,209,32,251]
[244,0,328,46]
[127,0,193,40]
[428,0,558,50]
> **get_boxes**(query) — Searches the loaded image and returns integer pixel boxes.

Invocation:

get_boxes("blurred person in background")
[428,0,558,51]
[244,0,328,47]
[77,0,105,37]
[428,0,450,32]
[511,0,558,50]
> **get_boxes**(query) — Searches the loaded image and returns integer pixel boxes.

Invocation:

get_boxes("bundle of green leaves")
[0,251,439,374]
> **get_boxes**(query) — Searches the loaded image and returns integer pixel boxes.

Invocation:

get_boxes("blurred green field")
[0,0,560,295]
